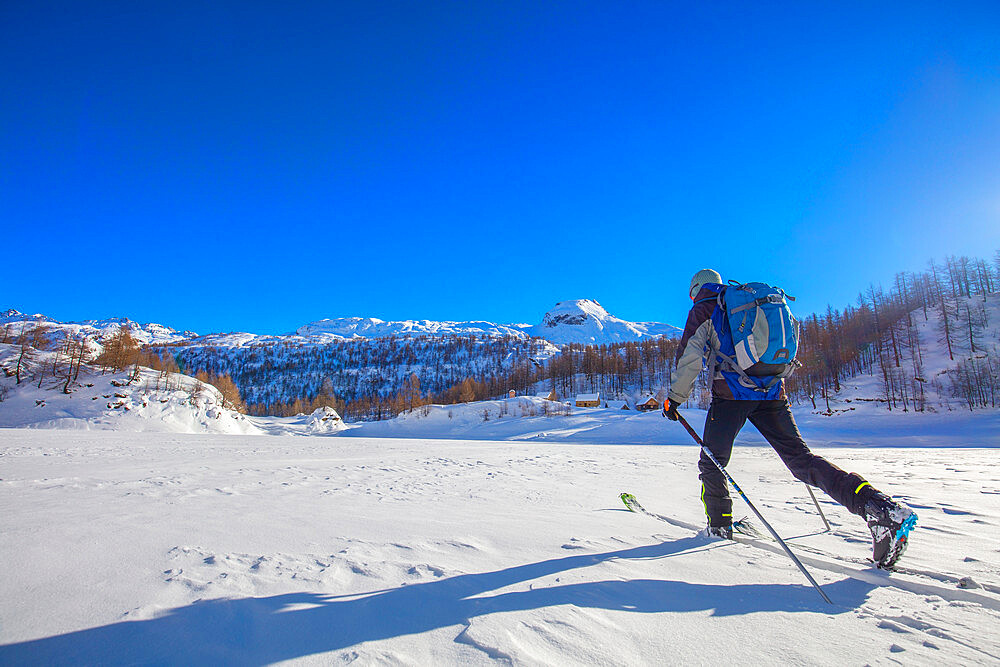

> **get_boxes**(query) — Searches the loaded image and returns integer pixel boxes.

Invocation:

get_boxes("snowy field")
[2,428,999,665]
[351,398,1000,449]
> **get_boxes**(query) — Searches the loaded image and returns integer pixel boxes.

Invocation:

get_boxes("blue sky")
[3,2,999,334]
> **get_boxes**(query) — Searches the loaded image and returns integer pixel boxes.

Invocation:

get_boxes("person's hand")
[662,399,680,421]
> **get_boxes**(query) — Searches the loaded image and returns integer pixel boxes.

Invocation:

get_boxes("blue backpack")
[706,281,800,393]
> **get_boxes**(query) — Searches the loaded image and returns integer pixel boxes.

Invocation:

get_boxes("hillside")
[800,290,1000,415]
[0,342,345,436]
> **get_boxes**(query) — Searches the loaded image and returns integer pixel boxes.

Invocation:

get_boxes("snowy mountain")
[229,300,680,347]
[291,300,681,346]
[2,300,680,350]
[159,300,681,413]
[528,299,681,344]
[0,309,196,347]
[295,317,531,340]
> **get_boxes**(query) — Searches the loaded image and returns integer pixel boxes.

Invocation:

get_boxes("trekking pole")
[675,412,833,605]
[804,484,832,532]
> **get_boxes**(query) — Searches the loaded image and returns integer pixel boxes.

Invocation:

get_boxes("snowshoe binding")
[864,492,917,569]
[732,516,764,538]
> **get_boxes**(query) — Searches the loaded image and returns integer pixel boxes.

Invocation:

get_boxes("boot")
[704,524,734,540]
[864,491,917,569]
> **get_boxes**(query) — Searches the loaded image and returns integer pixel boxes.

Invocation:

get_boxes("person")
[663,269,916,568]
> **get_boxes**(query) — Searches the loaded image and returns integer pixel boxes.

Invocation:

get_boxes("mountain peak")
[530,299,679,345]
[540,299,610,328]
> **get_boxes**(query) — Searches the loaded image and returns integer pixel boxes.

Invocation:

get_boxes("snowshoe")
[703,524,734,540]
[619,492,641,513]
[732,516,764,538]
[864,492,917,569]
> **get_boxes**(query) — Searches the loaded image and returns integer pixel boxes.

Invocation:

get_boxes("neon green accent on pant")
[854,481,870,494]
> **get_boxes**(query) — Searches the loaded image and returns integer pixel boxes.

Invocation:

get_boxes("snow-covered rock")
[305,406,346,434]
[529,299,681,344]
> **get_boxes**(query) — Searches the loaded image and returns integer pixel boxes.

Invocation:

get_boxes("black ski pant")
[698,397,873,527]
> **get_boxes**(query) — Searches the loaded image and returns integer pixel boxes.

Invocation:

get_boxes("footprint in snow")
[407,564,445,578]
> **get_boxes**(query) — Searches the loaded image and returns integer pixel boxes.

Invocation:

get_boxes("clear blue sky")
[3,2,999,334]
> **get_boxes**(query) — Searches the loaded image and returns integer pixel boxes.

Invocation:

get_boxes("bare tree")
[15,328,32,385]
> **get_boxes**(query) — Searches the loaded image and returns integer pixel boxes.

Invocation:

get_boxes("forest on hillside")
[162,334,553,419]
[532,254,999,414]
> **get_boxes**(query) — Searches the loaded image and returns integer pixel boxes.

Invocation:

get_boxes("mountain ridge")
[2,299,682,348]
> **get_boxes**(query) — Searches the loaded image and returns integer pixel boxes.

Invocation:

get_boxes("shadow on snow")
[0,537,874,665]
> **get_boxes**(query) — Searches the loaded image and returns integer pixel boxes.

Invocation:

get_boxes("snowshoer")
[664,269,916,568]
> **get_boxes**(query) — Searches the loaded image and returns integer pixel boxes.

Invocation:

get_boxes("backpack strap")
[714,352,801,392]
[714,351,769,393]
[730,293,787,313]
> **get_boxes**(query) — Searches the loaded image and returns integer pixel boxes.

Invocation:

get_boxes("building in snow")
[636,395,660,412]
[575,393,600,408]
[536,389,558,401]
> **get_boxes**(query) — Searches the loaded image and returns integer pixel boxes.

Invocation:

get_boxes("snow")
[347,397,1000,448]
[0,369,261,437]
[295,317,532,340]
[2,295,999,663]
[0,345,345,437]
[0,309,197,347]
[294,300,683,346]
[3,298,683,355]
[816,292,1000,413]
[1,428,998,664]
[529,299,682,344]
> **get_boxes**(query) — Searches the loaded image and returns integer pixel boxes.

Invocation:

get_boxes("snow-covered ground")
[2,295,998,663]
[816,291,1000,414]
[350,397,1000,448]
[0,343,348,438]
[1,428,998,664]
[0,368,263,436]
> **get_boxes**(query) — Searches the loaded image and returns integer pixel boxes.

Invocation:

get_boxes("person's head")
[689,269,722,300]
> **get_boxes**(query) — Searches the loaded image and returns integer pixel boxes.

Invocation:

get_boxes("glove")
[662,398,680,421]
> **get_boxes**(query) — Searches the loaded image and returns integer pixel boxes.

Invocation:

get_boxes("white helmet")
[689,269,722,299]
